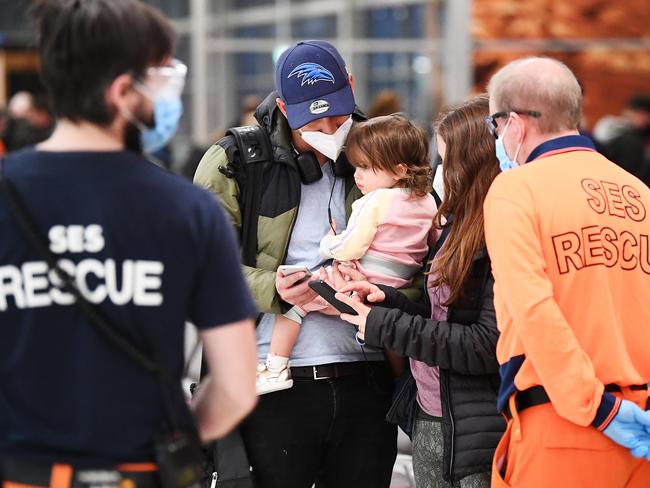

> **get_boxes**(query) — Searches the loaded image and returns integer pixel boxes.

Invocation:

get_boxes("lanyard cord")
[327,163,337,235]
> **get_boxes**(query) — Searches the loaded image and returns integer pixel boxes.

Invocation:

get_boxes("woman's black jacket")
[364,248,506,482]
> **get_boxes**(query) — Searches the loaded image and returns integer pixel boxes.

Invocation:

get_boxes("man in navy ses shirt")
[0,0,258,485]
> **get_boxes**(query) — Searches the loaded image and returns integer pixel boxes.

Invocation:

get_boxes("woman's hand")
[334,292,372,337]
[338,281,386,305]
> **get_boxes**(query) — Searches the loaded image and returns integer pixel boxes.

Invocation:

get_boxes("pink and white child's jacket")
[320,187,436,288]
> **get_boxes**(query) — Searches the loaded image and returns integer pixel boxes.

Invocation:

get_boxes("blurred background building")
[1,0,649,175]
[166,0,462,152]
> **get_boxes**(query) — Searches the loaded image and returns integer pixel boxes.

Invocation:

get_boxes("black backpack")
[217,125,274,268]
[198,126,272,488]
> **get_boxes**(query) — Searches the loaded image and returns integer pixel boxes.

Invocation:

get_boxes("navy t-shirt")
[0,149,257,465]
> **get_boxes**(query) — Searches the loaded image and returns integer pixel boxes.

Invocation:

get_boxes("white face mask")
[299,116,353,161]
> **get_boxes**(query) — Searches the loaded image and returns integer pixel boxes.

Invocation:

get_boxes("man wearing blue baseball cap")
[195,40,408,487]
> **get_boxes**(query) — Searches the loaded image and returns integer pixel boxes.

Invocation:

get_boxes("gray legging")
[412,408,491,488]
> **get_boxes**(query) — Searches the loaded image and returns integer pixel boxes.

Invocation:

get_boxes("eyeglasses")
[485,110,542,139]
[138,58,188,101]
[146,58,187,79]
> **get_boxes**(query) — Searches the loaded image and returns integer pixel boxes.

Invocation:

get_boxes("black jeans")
[241,361,397,488]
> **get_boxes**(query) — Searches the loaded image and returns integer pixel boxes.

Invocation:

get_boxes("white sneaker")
[256,362,293,395]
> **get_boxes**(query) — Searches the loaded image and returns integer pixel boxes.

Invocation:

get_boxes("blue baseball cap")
[275,40,355,130]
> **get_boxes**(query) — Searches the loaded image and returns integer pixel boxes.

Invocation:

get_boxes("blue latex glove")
[603,399,650,460]
[630,444,649,459]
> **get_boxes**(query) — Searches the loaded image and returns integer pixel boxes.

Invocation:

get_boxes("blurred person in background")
[367,89,402,118]
[334,95,505,488]
[229,94,262,128]
[484,56,650,487]
[6,91,33,119]
[0,108,7,156]
[0,1,257,486]
[603,94,650,188]
[592,115,630,148]
[181,95,263,180]
[2,91,55,152]
[575,80,602,153]
[180,129,222,180]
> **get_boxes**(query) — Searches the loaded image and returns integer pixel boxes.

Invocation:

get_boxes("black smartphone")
[308,280,359,316]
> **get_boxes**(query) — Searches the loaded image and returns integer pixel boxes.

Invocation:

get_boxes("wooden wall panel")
[474,0,650,39]
[472,0,650,129]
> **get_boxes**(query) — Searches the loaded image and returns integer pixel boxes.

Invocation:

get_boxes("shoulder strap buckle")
[226,126,273,166]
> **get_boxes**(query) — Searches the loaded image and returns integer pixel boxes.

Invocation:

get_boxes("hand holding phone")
[308,280,359,316]
[277,264,312,276]
[277,265,312,286]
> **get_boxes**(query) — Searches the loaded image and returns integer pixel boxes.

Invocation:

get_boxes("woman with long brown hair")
[334,95,505,487]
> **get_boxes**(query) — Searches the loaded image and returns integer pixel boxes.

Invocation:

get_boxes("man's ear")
[510,112,526,142]
[348,73,355,94]
[276,98,288,118]
[107,73,137,116]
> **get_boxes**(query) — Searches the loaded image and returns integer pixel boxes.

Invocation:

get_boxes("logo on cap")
[309,100,330,115]
[288,63,335,86]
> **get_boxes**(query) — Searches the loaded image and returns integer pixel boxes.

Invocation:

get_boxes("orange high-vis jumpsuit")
[484,136,650,488]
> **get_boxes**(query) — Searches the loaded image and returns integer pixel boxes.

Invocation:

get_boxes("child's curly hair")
[345,114,433,197]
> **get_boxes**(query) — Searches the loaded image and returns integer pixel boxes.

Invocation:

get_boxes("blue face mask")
[122,96,183,155]
[139,97,183,154]
[495,117,521,172]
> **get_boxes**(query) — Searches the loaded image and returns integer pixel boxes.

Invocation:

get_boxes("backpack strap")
[225,126,273,268]
[200,126,271,381]
[431,188,442,208]
[431,154,443,208]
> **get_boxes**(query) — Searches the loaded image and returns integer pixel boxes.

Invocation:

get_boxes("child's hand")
[336,261,367,283]
[318,266,334,286]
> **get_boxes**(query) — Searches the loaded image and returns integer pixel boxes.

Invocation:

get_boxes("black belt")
[505,383,648,419]
[290,361,376,380]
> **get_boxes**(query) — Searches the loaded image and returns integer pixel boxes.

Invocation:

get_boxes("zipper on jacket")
[210,472,218,488]
[274,163,301,268]
[280,185,300,266]
[445,373,455,477]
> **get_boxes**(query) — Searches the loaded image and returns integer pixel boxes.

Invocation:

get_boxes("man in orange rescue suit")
[483,56,650,488]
